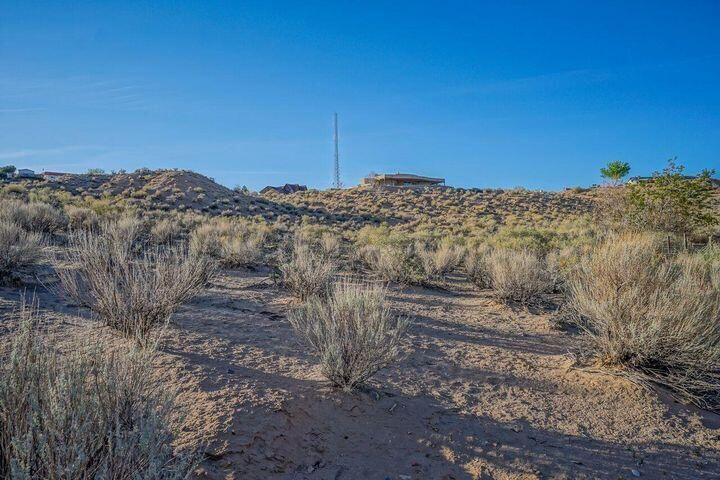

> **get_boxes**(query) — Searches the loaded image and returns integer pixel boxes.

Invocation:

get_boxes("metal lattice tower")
[333,112,342,189]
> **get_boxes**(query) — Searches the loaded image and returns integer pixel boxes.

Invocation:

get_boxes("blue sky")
[1,1,719,190]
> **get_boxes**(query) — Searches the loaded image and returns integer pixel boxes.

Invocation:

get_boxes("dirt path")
[2,271,719,479]
[153,271,720,479]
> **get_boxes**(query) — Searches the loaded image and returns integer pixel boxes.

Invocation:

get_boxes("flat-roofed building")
[361,173,445,188]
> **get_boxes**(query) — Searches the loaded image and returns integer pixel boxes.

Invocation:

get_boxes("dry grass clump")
[151,217,184,245]
[65,205,99,231]
[0,304,194,478]
[416,241,464,281]
[0,220,45,283]
[568,233,720,409]
[288,281,409,391]
[189,218,267,268]
[55,222,215,344]
[0,199,67,234]
[278,235,337,300]
[465,245,491,289]
[485,249,552,304]
[359,244,421,285]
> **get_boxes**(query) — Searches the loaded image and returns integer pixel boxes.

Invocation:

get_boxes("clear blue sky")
[1,1,719,190]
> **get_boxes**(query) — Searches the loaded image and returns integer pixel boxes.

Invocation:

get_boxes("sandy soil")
[2,270,719,480]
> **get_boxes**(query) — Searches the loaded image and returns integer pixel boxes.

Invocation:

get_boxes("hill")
[4,169,597,233]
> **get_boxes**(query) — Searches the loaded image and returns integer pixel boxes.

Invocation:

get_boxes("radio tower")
[333,112,342,189]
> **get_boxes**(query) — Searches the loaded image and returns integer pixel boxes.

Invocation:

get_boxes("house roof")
[367,173,445,183]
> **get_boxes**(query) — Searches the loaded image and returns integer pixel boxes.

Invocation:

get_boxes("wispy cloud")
[0,145,106,161]
[0,107,46,114]
[0,75,155,111]
[444,68,613,97]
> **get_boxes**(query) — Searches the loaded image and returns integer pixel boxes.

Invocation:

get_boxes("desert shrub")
[55,223,214,344]
[618,161,717,235]
[319,232,341,259]
[288,281,408,391]
[151,217,184,245]
[465,245,491,289]
[416,241,464,280]
[278,236,337,300]
[189,218,267,268]
[0,220,44,283]
[488,221,596,255]
[0,304,194,478]
[359,243,421,285]
[0,199,67,234]
[568,233,720,409]
[545,245,586,290]
[65,205,99,231]
[485,249,552,304]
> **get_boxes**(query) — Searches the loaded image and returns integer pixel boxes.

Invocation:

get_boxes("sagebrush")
[0,304,194,479]
[55,222,214,344]
[288,281,408,391]
[568,233,720,409]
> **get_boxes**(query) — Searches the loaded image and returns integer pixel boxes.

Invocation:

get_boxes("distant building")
[42,171,71,182]
[15,169,38,179]
[260,183,308,195]
[361,172,445,188]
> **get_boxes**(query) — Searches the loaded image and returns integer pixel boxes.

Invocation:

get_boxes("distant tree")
[624,159,717,235]
[600,161,630,185]
[86,168,105,175]
[0,165,16,175]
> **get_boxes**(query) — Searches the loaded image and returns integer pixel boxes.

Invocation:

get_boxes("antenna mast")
[333,112,341,189]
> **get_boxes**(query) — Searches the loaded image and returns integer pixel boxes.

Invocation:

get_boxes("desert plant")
[65,205,99,231]
[288,281,409,391]
[600,160,631,185]
[624,160,717,235]
[485,249,552,304]
[465,245,491,289]
[55,223,214,344]
[278,236,337,300]
[0,200,67,234]
[416,241,463,281]
[360,244,421,285]
[0,303,195,479]
[189,219,267,268]
[151,217,184,245]
[0,220,44,283]
[568,233,720,409]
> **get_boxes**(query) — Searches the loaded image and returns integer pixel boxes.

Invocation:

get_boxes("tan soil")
[3,269,718,480]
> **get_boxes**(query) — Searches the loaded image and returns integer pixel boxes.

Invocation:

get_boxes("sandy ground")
[2,269,719,480]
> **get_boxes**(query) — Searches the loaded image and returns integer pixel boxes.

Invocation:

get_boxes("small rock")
[227,368,235,374]
[399,476,411,480]
[631,469,641,477]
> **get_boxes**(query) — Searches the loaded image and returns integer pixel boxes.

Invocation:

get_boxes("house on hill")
[361,172,445,188]
[15,169,39,179]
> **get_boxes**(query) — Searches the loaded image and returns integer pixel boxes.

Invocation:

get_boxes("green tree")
[86,168,105,175]
[600,161,630,185]
[625,159,717,235]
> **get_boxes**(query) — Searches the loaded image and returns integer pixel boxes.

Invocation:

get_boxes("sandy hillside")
[3,269,718,480]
